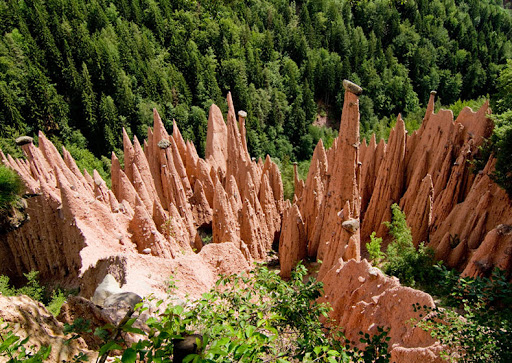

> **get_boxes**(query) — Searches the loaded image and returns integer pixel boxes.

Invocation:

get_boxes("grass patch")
[0,166,23,210]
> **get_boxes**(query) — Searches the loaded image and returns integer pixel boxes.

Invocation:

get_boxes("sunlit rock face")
[285,85,511,279]
[0,294,93,362]
[1,82,510,362]
[319,259,444,363]
[0,93,281,298]
[277,84,508,361]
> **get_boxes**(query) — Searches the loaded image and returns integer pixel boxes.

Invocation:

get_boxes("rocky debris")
[91,274,124,307]
[104,291,142,310]
[0,294,94,362]
[390,346,444,363]
[58,292,146,353]
[199,242,251,277]
[57,296,113,350]
[320,260,443,363]
[56,245,249,354]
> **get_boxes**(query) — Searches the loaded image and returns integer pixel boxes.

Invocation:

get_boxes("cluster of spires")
[1,82,511,286]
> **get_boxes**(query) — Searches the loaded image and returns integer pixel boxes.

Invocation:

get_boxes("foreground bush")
[106,263,390,362]
[415,267,512,362]
[1,264,391,362]
[0,322,51,363]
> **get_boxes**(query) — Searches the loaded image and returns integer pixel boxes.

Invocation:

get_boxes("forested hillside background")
[1,0,511,167]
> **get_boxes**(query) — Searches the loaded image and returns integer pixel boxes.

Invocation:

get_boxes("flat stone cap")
[238,110,247,118]
[343,80,363,95]
[157,139,171,149]
[342,219,360,233]
[430,90,437,95]
[15,136,33,146]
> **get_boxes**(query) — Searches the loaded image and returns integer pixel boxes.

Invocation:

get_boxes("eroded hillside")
[1,81,511,361]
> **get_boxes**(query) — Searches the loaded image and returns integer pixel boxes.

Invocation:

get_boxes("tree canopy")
[0,0,511,161]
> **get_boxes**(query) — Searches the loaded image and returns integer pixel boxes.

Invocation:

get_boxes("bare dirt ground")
[312,101,339,129]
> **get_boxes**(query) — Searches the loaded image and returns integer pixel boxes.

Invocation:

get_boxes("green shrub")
[89,263,391,362]
[16,271,44,302]
[366,232,384,265]
[381,204,436,287]
[414,267,512,362]
[0,165,23,210]
[490,110,512,197]
[46,290,66,317]
[482,60,512,197]
[383,204,413,247]
[0,272,69,317]
[0,272,44,302]
[0,275,14,296]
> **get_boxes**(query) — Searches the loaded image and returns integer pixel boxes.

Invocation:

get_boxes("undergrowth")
[414,267,512,362]
[0,263,392,362]
[0,271,69,316]
[367,203,512,362]
[108,263,391,362]
[367,203,437,288]
[0,321,52,363]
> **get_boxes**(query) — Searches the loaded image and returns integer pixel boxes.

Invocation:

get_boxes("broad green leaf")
[121,347,138,363]
[98,341,123,356]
